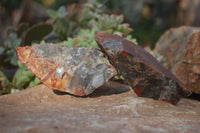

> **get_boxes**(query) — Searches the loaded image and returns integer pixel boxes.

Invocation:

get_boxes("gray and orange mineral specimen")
[17,44,117,96]
[95,32,191,104]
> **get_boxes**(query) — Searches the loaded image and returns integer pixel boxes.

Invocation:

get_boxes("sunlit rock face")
[17,43,117,96]
[154,26,200,94]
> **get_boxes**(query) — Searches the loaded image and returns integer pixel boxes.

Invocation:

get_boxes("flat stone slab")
[0,82,200,133]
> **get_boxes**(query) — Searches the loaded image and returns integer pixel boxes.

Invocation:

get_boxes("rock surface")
[95,32,191,105]
[0,82,200,133]
[154,26,200,94]
[177,0,200,26]
[16,43,117,96]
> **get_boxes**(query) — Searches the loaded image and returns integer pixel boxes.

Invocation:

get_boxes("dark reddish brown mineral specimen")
[95,32,191,104]
[17,43,117,96]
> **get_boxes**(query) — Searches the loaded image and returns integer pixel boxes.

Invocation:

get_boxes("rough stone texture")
[95,32,191,105]
[0,82,199,133]
[154,26,200,94]
[177,0,200,26]
[16,43,117,96]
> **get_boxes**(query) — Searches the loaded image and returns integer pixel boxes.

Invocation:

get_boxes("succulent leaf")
[47,9,58,19]
[3,33,21,66]
[16,23,29,37]
[0,71,11,94]
[12,61,35,89]
[0,47,5,55]
[24,23,53,45]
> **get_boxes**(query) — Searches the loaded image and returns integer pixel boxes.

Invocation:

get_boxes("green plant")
[47,6,76,40]
[79,0,104,27]
[16,23,29,37]
[0,22,53,67]
[0,33,22,66]
[47,6,68,19]
[106,0,143,25]
[23,23,53,45]
[12,61,41,89]
[91,14,133,35]
[0,71,11,94]
[46,0,106,41]
[0,23,52,89]
[60,29,98,48]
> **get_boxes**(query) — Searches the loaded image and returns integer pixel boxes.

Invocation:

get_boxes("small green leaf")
[24,23,53,45]
[47,9,57,19]
[0,47,5,55]
[12,60,42,89]
[29,77,41,87]
[0,71,10,89]
[40,40,46,44]
[3,32,21,66]
[10,53,18,66]
[16,23,29,37]
[12,68,35,89]
[57,6,67,18]
[126,35,138,45]
[4,33,21,49]
[17,60,26,68]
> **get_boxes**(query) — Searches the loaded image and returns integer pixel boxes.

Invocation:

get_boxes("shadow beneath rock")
[187,92,200,101]
[53,81,131,98]
[53,90,70,95]
[88,81,131,98]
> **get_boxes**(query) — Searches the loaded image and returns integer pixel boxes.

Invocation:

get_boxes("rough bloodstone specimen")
[16,43,117,96]
[95,32,191,104]
[154,26,200,94]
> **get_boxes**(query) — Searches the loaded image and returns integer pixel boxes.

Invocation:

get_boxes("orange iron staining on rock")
[73,88,87,96]
[95,32,191,105]
[17,43,117,96]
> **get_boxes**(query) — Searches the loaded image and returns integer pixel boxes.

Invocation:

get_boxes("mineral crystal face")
[16,43,117,96]
[95,32,192,104]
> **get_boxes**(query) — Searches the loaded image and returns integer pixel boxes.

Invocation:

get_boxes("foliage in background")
[0,0,166,93]
[12,61,41,89]
[23,23,53,45]
[0,71,11,94]
[57,1,137,48]
[61,14,137,48]
[0,0,22,14]
[133,19,164,48]
[0,33,21,66]
[46,0,105,41]
[106,0,177,48]
[106,0,144,25]
[47,6,72,40]
[52,0,78,9]
[0,23,52,90]
[0,23,53,67]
